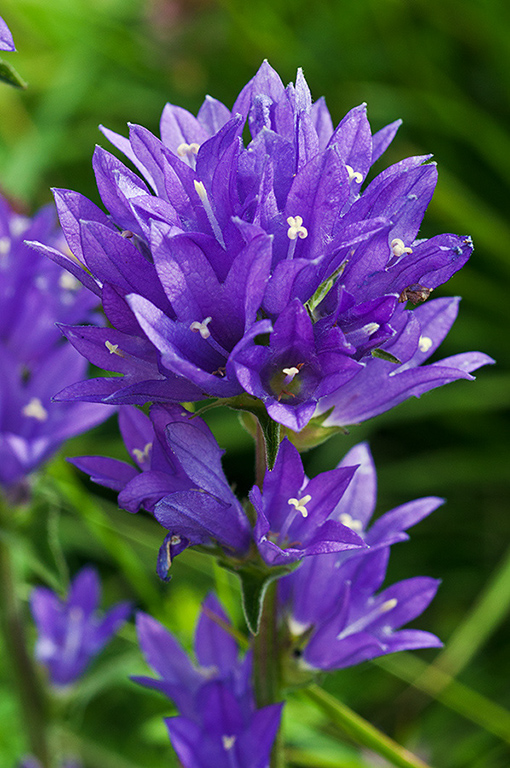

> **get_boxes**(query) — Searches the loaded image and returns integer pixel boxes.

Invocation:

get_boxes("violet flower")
[30,566,131,686]
[135,594,282,768]
[250,437,366,566]
[71,404,252,577]
[0,16,15,51]
[278,443,443,670]
[19,759,81,768]
[0,195,112,495]
[29,62,488,430]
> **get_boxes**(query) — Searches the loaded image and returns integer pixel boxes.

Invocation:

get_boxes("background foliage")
[0,1,508,766]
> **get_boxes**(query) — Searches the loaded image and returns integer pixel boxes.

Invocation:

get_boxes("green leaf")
[0,59,27,89]
[306,262,348,318]
[371,348,402,364]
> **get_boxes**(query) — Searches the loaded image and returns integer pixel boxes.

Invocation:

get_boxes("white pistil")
[193,180,226,247]
[390,238,413,258]
[337,598,398,640]
[177,142,200,169]
[105,340,125,357]
[288,494,312,519]
[59,272,80,291]
[282,366,300,386]
[132,442,152,463]
[419,335,433,353]
[287,216,308,241]
[170,535,181,546]
[0,236,10,256]
[190,316,212,339]
[339,512,363,532]
[10,216,29,237]
[222,735,236,751]
[288,616,310,637]
[22,397,48,422]
[362,322,379,337]
[346,165,363,184]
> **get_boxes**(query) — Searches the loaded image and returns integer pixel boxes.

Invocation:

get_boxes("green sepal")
[0,59,27,89]
[371,348,402,364]
[282,407,349,451]
[305,262,348,319]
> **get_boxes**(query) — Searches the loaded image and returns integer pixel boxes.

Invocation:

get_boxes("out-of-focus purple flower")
[250,437,366,566]
[30,62,488,430]
[30,566,131,686]
[19,759,81,768]
[0,195,112,494]
[135,594,282,768]
[278,443,443,670]
[70,404,252,577]
[0,16,15,51]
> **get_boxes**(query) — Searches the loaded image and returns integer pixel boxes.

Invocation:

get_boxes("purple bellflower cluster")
[19,759,81,768]
[30,61,492,432]
[30,566,130,686]
[278,443,443,670]
[135,594,282,767]
[0,195,112,497]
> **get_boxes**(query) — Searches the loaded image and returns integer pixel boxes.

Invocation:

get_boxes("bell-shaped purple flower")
[0,195,112,494]
[135,594,282,768]
[29,62,488,431]
[278,443,443,670]
[71,404,252,576]
[30,566,131,686]
[250,438,366,566]
[0,16,15,51]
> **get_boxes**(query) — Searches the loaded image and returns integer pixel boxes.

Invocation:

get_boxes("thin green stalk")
[0,502,50,766]
[302,684,433,768]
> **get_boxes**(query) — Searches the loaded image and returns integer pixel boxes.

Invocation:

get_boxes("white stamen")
[0,236,10,255]
[22,397,48,422]
[339,513,363,532]
[362,322,380,336]
[288,616,310,637]
[105,340,124,356]
[59,272,80,290]
[288,494,312,518]
[170,535,181,546]
[177,142,200,157]
[222,735,236,751]
[190,316,212,339]
[10,216,29,237]
[282,366,300,385]
[132,442,152,463]
[337,597,398,640]
[390,238,413,258]
[287,216,308,240]
[419,335,433,353]
[346,165,363,184]
[194,180,226,247]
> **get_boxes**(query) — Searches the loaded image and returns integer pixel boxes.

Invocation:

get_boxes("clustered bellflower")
[0,194,112,496]
[134,594,282,768]
[30,61,492,431]
[279,443,443,670]
[30,566,131,686]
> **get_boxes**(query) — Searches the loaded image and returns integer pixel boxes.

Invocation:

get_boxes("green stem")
[0,504,51,766]
[302,684,433,768]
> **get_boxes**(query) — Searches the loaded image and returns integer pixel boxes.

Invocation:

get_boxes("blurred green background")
[0,0,509,766]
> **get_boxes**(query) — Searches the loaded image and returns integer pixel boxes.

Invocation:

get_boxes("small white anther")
[287,216,308,240]
[170,535,181,546]
[346,165,363,184]
[419,335,433,353]
[391,238,413,258]
[132,442,152,463]
[190,316,212,339]
[105,340,124,356]
[288,494,312,518]
[288,616,310,637]
[222,735,236,751]
[0,236,10,255]
[339,513,363,532]
[380,598,398,613]
[282,366,300,386]
[194,179,207,200]
[177,142,200,157]
[10,217,29,237]
[22,397,48,422]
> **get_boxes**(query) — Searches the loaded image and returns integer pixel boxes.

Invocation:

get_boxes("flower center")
[132,442,152,464]
[390,238,413,258]
[286,216,308,260]
[177,142,200,169]
[418,335,433,353]
[222,735,236,751]
[269,363,305,402]
[22,397,48,421]
[288,494,312,518]
[339,512,363,532]
[346,165,363,184]
[190,316,212,340]
[105,340,125,357]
